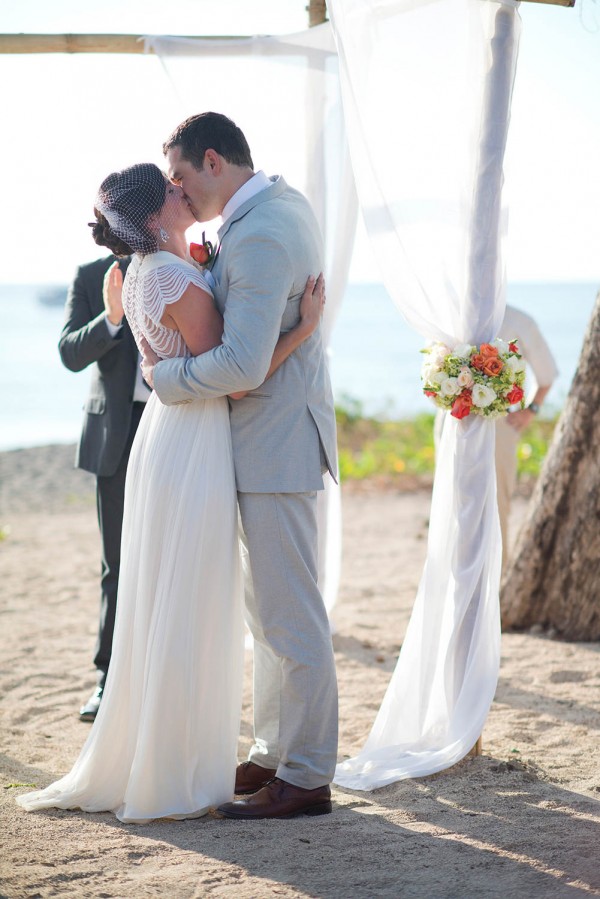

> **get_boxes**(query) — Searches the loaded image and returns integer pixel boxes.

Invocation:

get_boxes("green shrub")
[335,398,557,483]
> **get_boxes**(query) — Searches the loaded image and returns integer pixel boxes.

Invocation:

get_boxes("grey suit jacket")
[58,255,138,477]
[153,176,338,493]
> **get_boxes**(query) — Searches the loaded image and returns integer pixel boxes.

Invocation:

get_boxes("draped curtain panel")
[146,26,358,616]
[328,0,521,788]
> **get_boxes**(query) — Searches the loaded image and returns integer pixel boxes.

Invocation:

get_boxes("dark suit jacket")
[59,255,140,477]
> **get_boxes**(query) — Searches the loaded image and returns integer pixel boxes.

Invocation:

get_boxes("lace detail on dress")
[123,251,213,360]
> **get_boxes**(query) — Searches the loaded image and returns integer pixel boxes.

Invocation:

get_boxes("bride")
[17,162,324,823]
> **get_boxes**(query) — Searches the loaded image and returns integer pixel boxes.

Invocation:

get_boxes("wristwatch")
[528,402,540,414]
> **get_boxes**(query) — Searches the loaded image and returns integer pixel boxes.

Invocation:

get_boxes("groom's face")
[166,146,219,224]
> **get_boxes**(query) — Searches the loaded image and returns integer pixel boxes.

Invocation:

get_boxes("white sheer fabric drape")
[328,0,521,788]
[146,26,358,617]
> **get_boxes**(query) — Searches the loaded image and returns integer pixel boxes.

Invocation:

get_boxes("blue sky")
[1,0,599,284]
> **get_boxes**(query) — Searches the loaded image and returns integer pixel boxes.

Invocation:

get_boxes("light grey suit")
[153,176,338,788]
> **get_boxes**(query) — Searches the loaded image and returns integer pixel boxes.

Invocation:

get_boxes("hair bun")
[89,211,133,257]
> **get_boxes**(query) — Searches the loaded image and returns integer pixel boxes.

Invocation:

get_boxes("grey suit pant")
[238,491,338,789]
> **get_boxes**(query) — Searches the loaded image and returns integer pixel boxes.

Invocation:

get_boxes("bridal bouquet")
[421,339,526,420]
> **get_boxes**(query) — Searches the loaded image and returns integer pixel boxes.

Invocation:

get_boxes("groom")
[141,112,338,819]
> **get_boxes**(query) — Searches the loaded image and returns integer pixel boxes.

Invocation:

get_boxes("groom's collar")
[221,170,271,225]
[218,175,287,242]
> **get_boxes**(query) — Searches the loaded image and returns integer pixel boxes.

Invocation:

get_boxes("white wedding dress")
[18,251,244,823]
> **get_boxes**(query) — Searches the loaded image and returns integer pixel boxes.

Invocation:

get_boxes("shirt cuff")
[105,315,123,338]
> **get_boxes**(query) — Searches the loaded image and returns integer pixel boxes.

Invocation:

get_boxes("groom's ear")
[204,148,222,175]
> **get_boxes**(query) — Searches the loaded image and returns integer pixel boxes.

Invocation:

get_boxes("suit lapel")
[217,176,287,243]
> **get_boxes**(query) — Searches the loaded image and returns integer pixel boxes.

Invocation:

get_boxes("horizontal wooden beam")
[525,0,575,5]
[0,34,247,55]
[0,2,576,57]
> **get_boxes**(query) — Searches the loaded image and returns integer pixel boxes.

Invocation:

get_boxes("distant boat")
[38,286,67,307]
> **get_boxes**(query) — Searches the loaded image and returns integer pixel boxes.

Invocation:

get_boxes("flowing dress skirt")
[17,393,244,823]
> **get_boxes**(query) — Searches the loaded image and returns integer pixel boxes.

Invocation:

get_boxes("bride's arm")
[142,273,325,392]
[102,263,222,358]
[161,284,223,356]
[229,273,325,400]
[163,273,324,375]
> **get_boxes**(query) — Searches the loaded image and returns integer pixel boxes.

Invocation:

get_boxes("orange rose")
[480,343,499,358]
[482,356,504,377]
[506,384,524,404]
[451,390,473,420]
[471,353,485,371]
[189,242,211,265]
[189,231,217,267]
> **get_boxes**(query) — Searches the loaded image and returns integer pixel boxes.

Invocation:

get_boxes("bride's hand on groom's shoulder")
[298,273,325,338]
[140,337,160,389]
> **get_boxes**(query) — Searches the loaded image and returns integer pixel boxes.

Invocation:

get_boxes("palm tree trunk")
[500,289,600,640]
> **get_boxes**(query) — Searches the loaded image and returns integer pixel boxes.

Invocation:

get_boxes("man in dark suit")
[59,254,150,720]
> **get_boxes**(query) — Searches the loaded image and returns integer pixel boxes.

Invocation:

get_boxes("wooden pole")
[308,0,328,27]
[468,736,483,757]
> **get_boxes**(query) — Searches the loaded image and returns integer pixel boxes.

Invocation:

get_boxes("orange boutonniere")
[190,231,218,267]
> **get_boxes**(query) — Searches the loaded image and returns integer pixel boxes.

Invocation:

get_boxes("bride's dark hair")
[89,211,134,257]
[89,163,167,256]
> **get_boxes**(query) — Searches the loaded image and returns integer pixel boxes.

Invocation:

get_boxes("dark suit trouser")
[93,403,145,684]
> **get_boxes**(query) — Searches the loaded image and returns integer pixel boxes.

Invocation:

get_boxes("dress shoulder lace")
[122,251,213,360]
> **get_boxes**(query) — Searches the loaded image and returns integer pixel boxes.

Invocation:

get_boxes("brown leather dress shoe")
[218,777,332,819]
[234,761,277,795]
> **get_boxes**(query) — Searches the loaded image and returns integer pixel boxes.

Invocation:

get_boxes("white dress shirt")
[221,170,272,224]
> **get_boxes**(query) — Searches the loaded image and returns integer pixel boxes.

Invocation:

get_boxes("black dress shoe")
[218,778,332,819]
[79,686,103,721]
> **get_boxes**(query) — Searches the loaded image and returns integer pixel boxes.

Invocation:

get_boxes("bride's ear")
[146,212,160,232]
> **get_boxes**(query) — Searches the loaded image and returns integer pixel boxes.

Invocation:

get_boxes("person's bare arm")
[160,283,224,356]
[506,384,552,432]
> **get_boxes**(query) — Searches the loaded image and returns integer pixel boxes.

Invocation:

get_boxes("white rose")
[440,377,461,397]
[421,361,439,382]
[457,366,474,389]
[452,343,473,359]
[505,355,526,375]
[431,343,452,366]
[471,383,497,408]
[432,370,448,386]
[493,337,509,355]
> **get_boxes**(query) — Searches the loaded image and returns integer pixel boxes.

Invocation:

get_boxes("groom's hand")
[140,337,160,389]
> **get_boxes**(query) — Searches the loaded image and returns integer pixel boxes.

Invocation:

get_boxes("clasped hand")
[140,338,160,389]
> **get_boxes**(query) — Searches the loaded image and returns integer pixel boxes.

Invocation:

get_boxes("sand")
[1,444,599,898]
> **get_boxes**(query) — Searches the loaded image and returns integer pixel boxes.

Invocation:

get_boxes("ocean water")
[0,281,597,452]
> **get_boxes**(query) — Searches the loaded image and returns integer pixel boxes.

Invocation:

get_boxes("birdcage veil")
[93,163,171,255]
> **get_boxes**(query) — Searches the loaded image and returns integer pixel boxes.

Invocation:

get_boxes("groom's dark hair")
[163,112,254,171]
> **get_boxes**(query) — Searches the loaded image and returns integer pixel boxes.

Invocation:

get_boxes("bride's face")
[161,181,196,232]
